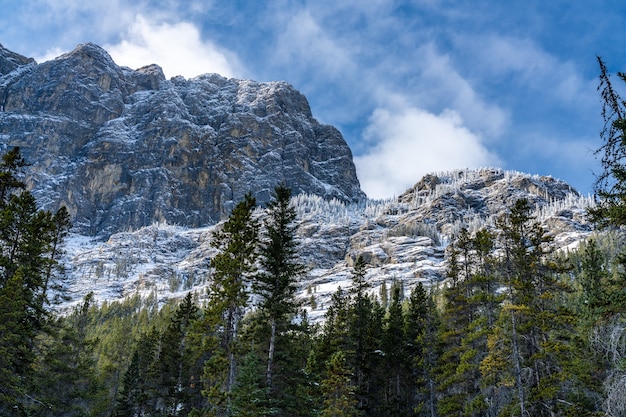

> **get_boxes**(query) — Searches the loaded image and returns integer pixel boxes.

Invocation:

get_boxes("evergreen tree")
[586,59,626,415]
[436,237,475,416]
[319,351,362,417]
[0,148,71,414]
[153,292,200,415]
[484,199,580,416]
[588,57,626,226]
[28,293,98,416]
[318,287,351,366]
[254,185,306,395]
[381,285,412,416]
[406,283,439,417]
[202,193,259,414]
[230,352,268,417]
[347,256,374,412]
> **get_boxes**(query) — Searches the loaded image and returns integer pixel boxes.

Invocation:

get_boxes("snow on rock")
[55,169,595,322]
[0,42,365,237]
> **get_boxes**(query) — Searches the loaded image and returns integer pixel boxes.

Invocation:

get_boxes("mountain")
[0,43,365,236]
[0,43,594,318]
[59,168,593,320]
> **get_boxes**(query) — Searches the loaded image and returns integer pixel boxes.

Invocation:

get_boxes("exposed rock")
[57,169,594,322]
[0,43,365,236]
[0,43,35,76]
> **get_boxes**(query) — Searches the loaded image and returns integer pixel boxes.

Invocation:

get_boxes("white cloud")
[274,10,354,80]
[354,107,500,199]
[104,15,241,79]
[409,43,510,139]
[456,35,596,107]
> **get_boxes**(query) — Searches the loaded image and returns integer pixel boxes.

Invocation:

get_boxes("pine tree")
[381,285,412,416]
[436,237,475,416]
[230,352,268,417]
[588,57,626,227]
[202,193,259,414]
[0,148,71,414]
[484,199,579,416]
[319,351,362,417]
[153,292,200,415]
[254,185,305,394]
[347,256,373,412]
[28,293,98,416]
[406,283,439,417]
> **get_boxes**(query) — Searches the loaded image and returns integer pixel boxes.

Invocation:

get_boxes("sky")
[1,0,625,199]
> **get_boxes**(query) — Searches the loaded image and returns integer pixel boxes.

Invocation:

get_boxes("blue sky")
[1,0,625,199]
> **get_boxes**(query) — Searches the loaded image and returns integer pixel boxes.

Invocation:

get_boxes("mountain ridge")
[0,43,365,236]
[57,168,593,320]
[0,43,594,317]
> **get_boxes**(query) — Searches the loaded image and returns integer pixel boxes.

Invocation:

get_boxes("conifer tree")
[0,148,71,414]
[202,193,259,414]
[589,57,626,226]
[484,199,579,416]
[29,293,98,416]
[587,59,626,416]
[229,352,268,417]
[254,185,305,393]
[381,285,414,416]
[436,236,475,416]
[153,292,200,415]
[347,256,374,411]
[406,283,439,417]
[319,351,362,417]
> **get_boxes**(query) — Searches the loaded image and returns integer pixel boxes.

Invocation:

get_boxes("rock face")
[0,43,365,236]
[59,169,594,321]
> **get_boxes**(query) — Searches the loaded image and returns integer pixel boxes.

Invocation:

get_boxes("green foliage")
[319,351,362,417]
[203,193,259,412]
[2,153,625,417]
[254,185,306,395]
[0,148,72,415]
[588,57,626,227]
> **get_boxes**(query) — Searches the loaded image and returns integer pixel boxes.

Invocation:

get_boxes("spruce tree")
[589,57,626,226]
[254,185,305,394]
[484,199,579,416]
[153,292,200,415]
[406,283,439,417]
[202,193,259,414]
[319,351,362,417]
[381,285,415,416]
[0,148,71,414]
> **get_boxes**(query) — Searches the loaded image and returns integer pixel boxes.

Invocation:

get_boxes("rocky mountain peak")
[0,43,365,236]
[58,168,593,319]
[0,43,35,76]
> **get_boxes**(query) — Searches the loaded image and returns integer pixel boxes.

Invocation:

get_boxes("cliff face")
[59,168,593,320]
[0,43,365,236]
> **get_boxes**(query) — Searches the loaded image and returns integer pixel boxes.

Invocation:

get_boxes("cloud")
[406,43,510,139]
[274,10,355,81]
[354,107,500,199]
[454,35,596,109]
[104,15,242,79]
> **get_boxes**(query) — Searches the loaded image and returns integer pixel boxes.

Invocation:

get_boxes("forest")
[2,59,626,417]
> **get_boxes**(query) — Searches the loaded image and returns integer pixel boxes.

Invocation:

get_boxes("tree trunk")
[227,305,241,394]
[267,316,276,391]
[510,309,526,417]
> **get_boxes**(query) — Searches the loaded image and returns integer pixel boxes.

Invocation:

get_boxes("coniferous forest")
[3,60,626,417]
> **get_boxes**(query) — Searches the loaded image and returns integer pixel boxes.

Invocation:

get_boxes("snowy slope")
[54,168,594,321]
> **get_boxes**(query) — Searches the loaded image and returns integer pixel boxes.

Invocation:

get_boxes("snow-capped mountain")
[0,43,364,236]
[0,43,594,319]
[57,168,593,321]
